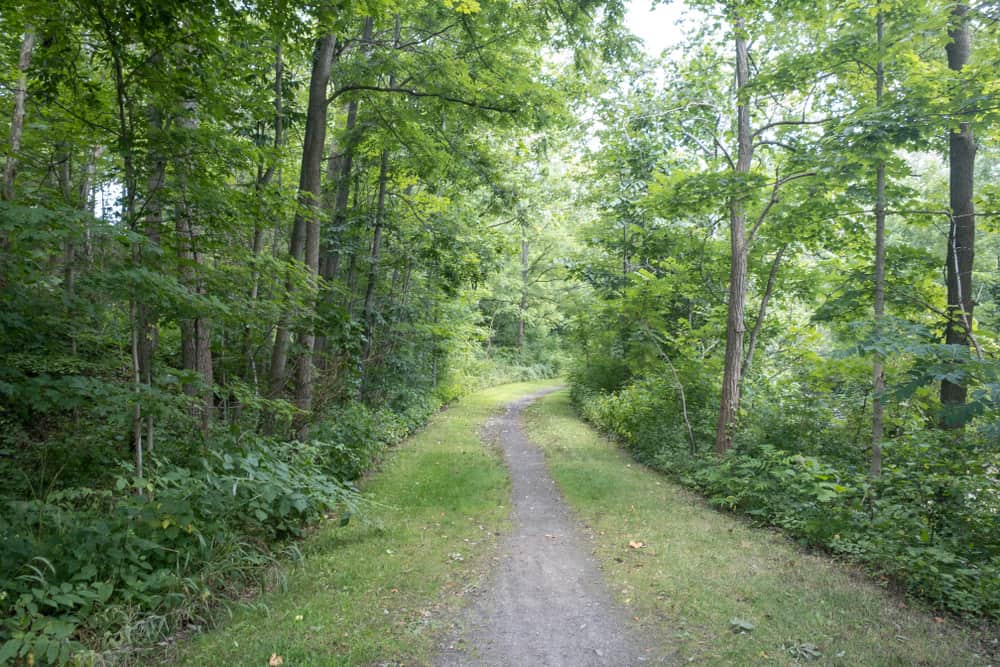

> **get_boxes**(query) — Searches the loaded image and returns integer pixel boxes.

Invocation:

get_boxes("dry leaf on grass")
[628,540,645,549]
[268,654,284,666]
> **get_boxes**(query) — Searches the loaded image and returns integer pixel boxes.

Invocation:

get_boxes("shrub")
[573,376,1000,621]
[0,436,359,665]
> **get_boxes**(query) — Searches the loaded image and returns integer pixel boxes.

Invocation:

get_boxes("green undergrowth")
[165,381,558,666]
[524,390,996,666]
[571,373,1000,622]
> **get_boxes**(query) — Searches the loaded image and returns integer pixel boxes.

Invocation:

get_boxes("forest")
[0,0,998,664]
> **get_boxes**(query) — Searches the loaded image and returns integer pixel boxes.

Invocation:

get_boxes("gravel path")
[436,389,663,666]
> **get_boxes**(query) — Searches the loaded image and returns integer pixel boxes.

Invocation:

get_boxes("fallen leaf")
[934,617,944,624]
[730,617,755,633]
[786,642,822,660]
[269,654,284,667]
[628,540,645,549]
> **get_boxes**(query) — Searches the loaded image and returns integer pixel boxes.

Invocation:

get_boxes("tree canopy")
[1,0,998,661]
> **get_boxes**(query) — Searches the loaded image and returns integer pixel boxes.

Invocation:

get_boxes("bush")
[0,436,359,665]
[573,376,1000,621]
[309,398,439,481]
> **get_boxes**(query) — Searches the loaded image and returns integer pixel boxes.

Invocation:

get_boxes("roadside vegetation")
[566,0,1000,624]
[0,0,580,662]
[4,0,1000,663]
[168,381,558,666]
[525,391,997,666]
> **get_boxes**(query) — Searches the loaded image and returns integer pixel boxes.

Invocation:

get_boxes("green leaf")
[0,639,21,663]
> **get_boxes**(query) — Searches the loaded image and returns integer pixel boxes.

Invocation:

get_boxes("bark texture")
[743,245,785,377]
[176,98,214,432]
[714,16,752,455]
[268,33,336,414]
[361,150,389,364]
[292,33,338,433]
[940,3,976,414]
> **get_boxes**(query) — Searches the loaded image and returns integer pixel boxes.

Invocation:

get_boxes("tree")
[714,8,753,455]
[940,2,977,416]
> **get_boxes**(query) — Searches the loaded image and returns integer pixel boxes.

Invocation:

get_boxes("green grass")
[164,381,559,667]
[523,390,995,666]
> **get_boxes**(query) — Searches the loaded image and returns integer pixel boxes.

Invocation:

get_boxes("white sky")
[623,0,689,57]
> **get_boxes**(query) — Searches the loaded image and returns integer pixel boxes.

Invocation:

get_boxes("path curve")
[436,389,661,666]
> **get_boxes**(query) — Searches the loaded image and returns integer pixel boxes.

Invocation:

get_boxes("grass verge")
[523,390,996,666]
[164,380,559,666]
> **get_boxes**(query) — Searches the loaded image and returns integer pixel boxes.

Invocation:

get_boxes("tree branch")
[327,84,517,113]
[752,117,834,138]
[746,170,816,247]
[752,139,797,152]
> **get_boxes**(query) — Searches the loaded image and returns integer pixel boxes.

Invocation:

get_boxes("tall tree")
[269,25,337,425]
[292,29,338,433]
[176,93,214,432]
[871,4,887,476]
[940,2,977,416]
[714,11,753,455]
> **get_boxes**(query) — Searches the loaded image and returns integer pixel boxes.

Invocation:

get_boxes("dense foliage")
[568,0,1000,623]
[0,0,608,662]
[3,0,1000,662]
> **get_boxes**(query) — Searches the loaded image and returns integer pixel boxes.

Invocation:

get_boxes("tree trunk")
[270,33,336,406]
[56,145,76,351]
[140,101,166,427]
[714,15,753,455]
[361,150,389,365]
[314,92,362,366]
[323,16,371,283]
[743,244,785,377]
[940,2,976,416]
[176,98,214,433]
[108,32,142,478]
[359,16,398,380]
[2,29,35,203]
[283,33,337,436]
[80,145,103,261]
[872,7,887,476]
[518,229,528,353]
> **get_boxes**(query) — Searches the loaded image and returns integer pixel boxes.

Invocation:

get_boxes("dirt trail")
[436,389,664,666]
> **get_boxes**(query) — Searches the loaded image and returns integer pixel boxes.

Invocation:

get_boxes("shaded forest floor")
[167,383,996,666]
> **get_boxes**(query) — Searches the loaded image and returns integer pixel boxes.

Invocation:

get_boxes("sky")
[623,0,689,57]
